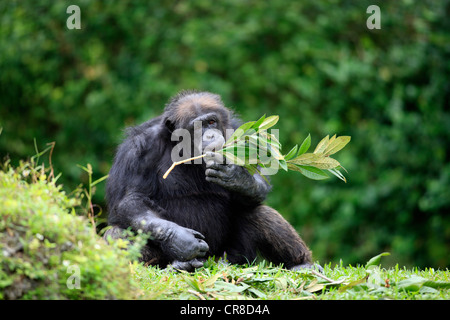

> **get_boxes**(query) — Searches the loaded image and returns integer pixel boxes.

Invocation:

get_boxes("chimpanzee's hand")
[161,225,209,262]
[205,158,249,191]
[204,152,270,203]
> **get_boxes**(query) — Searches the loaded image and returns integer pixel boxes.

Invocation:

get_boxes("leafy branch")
[163,115,350,182]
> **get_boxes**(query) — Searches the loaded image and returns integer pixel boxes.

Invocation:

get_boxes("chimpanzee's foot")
[167,258,205,272]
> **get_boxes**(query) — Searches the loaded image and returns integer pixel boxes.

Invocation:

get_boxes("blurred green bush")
[1,0,449,268]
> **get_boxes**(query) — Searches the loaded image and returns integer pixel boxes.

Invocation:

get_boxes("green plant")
[76,163,108,231]
[163,115,350,182]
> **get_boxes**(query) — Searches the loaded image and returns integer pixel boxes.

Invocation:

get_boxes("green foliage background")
[1,1,449,268]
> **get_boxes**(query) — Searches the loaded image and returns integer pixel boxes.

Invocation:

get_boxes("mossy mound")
[0,161,141,299]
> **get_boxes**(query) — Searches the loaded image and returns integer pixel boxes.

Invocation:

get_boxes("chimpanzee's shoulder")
[120,116,168,157]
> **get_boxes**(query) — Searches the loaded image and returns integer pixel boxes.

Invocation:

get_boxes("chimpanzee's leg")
[225,205,313,270]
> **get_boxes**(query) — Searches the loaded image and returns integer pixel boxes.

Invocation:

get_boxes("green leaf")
[248,287,267,298]
[221,145,248,158]
[252,114,266,130]
[328,134,337,146]
[266,141,284,160]
[91,174,109,187]
[305,279,326,293]
[288,152,341,170]
[286,163,304,173]
[222,151,246,166]
[279,159,288,171]
[259,115,279,130]
[288,153,323,165]
[224,122,255,145]
[203,273,222,288]
[338,275,368,292]
[247,134,269,152]
[182,275,205,293]
[398,276,450,292]
[419,286,439,294]
[314,135,330,154]
[287,164,329,180]
[324,136,351,156]
[297,134,311,156]
[284,145,298,160]
[310,156,341,170]
[397,276,428,292]
[328,168,347,183]
[299,165,329,180]
[365,252,390,267]
[423,279,450,289]
[213,281,250,293]
[259,131,281,148]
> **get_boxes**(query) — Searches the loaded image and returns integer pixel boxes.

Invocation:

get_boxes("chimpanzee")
[105,90,317,271]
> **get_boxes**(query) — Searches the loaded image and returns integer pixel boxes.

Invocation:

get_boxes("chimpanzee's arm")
[106,125,209,261]
[113,192,209,261]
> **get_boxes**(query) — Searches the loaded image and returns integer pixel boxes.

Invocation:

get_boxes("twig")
[309,269,335,283]
[188,289,206,300]
[46,141,56,181]
[163,154,207,179]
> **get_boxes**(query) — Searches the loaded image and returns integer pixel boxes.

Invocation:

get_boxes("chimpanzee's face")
[187,111,226,154]
[164,92,229,158]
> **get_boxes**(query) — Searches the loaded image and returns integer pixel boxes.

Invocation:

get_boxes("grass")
[131,257,450,300]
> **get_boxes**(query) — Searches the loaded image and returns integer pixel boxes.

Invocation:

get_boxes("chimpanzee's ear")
[165,118,175,133]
